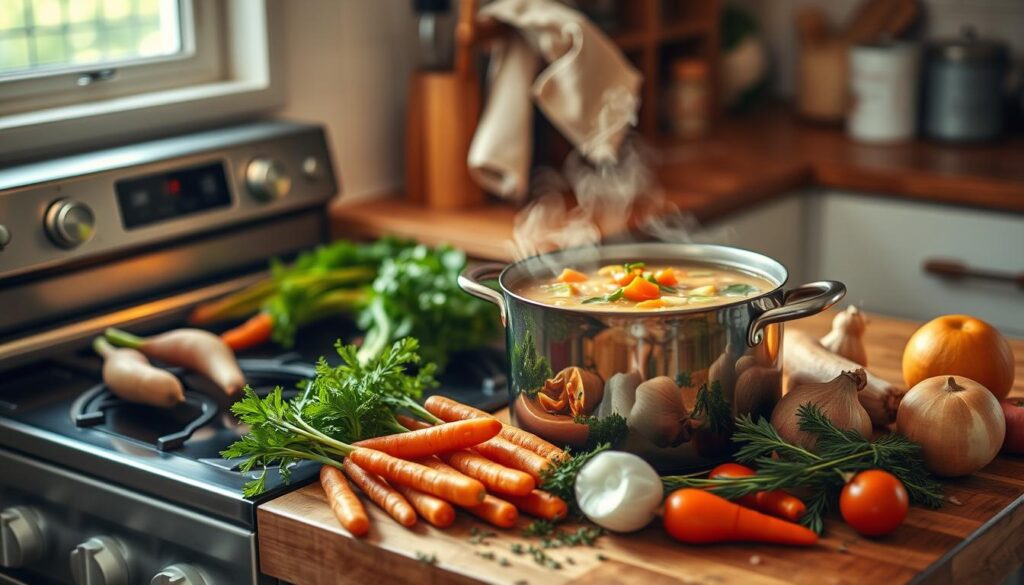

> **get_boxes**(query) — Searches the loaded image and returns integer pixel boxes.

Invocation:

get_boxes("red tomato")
[839,470,908,537]
[1000,399,1024,454]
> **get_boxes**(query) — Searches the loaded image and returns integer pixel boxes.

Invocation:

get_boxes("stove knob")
[70,536,129,585]
[151,563,209,585]
[0,506,46,567]
[245,157,291,201]
[44,199,95,248]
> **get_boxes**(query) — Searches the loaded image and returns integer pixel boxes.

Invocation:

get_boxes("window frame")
[0,0,225,114]
[0,0,282,163]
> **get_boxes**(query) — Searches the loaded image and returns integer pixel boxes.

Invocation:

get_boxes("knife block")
[405,70,483,209]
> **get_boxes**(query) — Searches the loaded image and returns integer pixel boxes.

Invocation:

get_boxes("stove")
[0,123,507,585]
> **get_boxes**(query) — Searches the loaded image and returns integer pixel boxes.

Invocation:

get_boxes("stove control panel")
[0,120,336,282]
[70,536,129,585]
[0,506,46,568]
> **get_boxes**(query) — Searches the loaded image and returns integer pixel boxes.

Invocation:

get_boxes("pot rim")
[496,242,791,317]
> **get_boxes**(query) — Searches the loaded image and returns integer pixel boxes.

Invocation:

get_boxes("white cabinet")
[808,191,1024,335]
[698,195,807,285]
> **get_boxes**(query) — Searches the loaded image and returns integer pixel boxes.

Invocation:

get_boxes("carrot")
[220,312,274,351]
[392,484,455,528]
[319,465,370,536]
[396,413,433,432]
[622,277,660,301]
[473,436,551,481]
[654,268,678,286]
[466,495,519,528]
[355,418,502,460]
[442,449,536,496]
[342,459,417,527]
[503,490,568,522]
[347,447,486,507]
[709,463,806,522]
[557,268,588,283]
[664,489,818,546]
[423,395,566,461]
[635,299,667,309]
[418,458,519,529]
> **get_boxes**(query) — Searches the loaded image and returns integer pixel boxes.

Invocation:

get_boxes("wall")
[275,1,417,201]
[733,0,1024,98]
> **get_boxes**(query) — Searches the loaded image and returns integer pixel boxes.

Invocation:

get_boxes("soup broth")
[514,260,776,311]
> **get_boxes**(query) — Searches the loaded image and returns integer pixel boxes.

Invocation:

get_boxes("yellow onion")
[896,375,1005,477]
[771,369,872,450]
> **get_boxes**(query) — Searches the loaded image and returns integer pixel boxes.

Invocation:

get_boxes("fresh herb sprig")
[572,413,628,449]
[581,288,624,304]
[539,443,611,516]
[662,404,943,533]
[222,337,438,497]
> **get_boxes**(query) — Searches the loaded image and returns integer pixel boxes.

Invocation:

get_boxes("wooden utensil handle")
[923,258,1024,289]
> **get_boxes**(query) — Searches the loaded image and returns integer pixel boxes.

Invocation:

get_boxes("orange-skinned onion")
[895,375,1005,477]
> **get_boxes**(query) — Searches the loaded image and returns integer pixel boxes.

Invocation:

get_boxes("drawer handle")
[923,258,1024,289]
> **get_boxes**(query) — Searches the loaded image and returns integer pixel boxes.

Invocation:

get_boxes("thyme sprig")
[662,404,943,533]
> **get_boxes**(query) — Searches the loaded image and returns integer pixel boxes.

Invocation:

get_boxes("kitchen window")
[0,0,222,114]
[0,0,281,162]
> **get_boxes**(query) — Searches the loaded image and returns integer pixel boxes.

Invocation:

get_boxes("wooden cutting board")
[257,312,1024,585]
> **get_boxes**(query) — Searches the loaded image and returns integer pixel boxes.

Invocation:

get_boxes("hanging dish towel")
[467,0,642,201]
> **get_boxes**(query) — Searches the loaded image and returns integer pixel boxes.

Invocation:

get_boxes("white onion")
[574,451,663,532]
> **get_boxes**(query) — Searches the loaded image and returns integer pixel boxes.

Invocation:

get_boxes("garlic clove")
[598,371,642,418]
[574,451,663,532]
[628,376,690,447]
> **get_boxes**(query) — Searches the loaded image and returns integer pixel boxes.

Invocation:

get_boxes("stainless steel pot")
[459,243,845,472]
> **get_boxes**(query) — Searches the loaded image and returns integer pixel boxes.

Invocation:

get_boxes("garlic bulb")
[821,306,868,366]
[574,451,663,532]
[771,369,872,450]
[628,376,690,447]
[896,375,1005,477]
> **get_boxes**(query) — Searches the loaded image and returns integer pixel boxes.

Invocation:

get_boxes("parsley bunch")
[222,337,437,497]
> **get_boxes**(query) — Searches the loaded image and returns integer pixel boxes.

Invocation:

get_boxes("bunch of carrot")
[317,395,570,536]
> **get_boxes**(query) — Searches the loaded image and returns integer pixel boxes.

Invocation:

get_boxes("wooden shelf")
[659,20,712,42]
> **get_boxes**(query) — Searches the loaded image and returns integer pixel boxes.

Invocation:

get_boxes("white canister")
[847,42,920,143]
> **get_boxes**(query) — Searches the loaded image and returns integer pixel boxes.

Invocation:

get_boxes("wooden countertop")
[257,312,1024,585]
[330,105,1024,262]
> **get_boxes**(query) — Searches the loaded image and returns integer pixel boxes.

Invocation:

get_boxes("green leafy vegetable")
[691,381,731,435]
[581,288,624,304]
[721,283,758,296]
[357,244,501,370]
[623,262,645,272]
[662,404,943,533]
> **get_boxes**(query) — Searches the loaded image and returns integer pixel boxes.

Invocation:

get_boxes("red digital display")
[166,178,181,195]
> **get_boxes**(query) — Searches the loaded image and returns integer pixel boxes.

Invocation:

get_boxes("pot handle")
[458,263,508,326]
[747,280,846,346]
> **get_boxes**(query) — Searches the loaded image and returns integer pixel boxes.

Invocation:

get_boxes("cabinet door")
[813,192,1024,334]
[698,195,806,284]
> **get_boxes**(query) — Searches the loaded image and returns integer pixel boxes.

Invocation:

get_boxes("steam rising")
[509,133,734,276]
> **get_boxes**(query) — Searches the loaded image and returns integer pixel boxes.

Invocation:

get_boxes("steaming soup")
[515,261,775,311]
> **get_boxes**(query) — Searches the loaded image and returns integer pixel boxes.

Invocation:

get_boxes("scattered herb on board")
[528,546,562,570]
[662,404,944,533]
[573,413,628,448]
[511,543,525,555]
[512,330,552,398]
[415,551,438,565]
[468,526,497,545]
[539,443,611,516]
[475,551,496,561]
[597,554,609,562]
[522,520,556,538]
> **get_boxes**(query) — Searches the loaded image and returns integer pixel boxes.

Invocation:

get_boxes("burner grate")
[68,359,316,453]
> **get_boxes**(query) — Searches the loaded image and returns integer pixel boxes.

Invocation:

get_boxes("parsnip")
[784,329,902,426]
